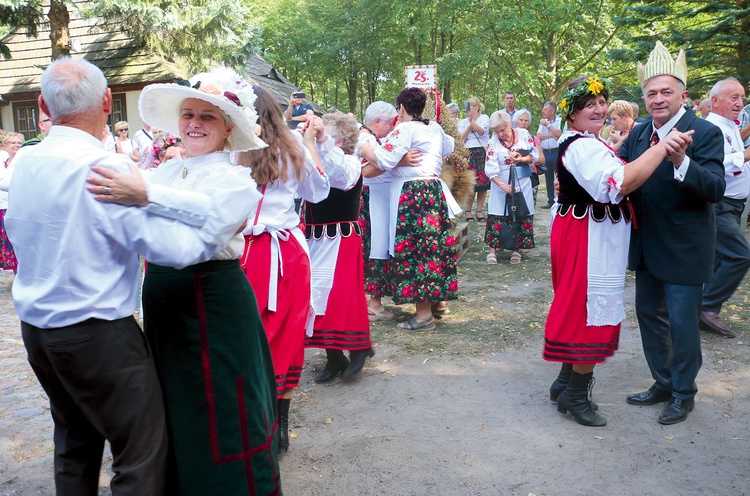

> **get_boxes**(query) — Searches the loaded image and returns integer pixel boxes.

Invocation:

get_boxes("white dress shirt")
[705,112,750,199]
[537,116,562,150]
[5,126,258,328]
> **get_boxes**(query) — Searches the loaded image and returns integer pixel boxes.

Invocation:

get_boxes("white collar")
[652,106,686,139]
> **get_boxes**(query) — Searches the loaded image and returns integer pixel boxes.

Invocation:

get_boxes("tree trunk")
[48,0,70,61]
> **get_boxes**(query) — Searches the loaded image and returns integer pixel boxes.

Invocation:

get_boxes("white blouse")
[373,120,454,179]
[558,129,625,204]
[458,114,490,149]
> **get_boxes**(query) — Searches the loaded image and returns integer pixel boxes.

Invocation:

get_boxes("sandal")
[486,253,497,265]
[465,214,475,222]
[431,302,450,319]
[510,251,521,264]
[368,306,394,322]
[397,316,436,331]
[476,214,486,222]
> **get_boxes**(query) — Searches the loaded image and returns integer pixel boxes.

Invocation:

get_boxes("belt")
[542,147,558,152]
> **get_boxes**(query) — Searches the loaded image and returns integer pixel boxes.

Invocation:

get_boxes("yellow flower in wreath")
[586,76,605,95]
[559,98,568,114]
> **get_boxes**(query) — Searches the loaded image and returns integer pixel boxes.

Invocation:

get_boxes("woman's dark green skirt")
[143,260,281,495]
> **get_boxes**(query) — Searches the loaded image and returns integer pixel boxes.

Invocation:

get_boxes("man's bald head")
[40,57,108,124]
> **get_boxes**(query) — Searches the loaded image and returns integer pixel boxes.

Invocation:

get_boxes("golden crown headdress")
[637,41,687,88]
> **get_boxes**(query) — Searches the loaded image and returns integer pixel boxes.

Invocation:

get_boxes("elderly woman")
[513,108,546,204]
[87,70,281,493]
[359,87,458,331]
[545,76,693,427]
[446,102,460,120]
[606,100,636,153]
[0,132,23,273]
[458,97,490,221]
[484,111,537,265]
[358,101,398,322]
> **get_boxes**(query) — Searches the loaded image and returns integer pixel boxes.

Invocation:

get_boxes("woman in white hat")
[87,69,282,494]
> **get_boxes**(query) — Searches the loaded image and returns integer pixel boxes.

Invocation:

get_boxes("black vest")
[304,175,363,224]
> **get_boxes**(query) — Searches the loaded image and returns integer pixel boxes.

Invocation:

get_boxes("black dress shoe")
[658,397,695,425]
[699,311,736,338]
[342,348,375,378]
[541,202,554,209]
[626,384,671,406]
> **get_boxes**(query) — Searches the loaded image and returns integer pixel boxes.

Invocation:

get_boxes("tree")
[611,0,750,96]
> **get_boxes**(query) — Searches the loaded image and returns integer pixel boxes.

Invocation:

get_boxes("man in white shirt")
[499,91,517,125]
[5,57,228,495]
[699,78,750,339]
[536,101,562,208]
[131,121,154,162]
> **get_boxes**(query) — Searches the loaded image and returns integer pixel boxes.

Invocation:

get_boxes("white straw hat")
[138,67,267,152]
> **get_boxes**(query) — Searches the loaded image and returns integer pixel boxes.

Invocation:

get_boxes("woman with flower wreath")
[86,69,282,494]
[484,111,538,265]
[458,97,490,222]
[359,87,459,332]
[544,75,694,427]
[234,85,331,452]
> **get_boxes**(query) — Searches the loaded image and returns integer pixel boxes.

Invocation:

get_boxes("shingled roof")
[0,9,186,103]
[243,53,322,113]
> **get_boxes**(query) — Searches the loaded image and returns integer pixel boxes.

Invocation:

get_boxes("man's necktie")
[650,131,660,147]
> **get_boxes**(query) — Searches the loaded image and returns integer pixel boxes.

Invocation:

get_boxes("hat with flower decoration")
[139,67,267,152]
[558,75,612,123]
[637,41,687,89]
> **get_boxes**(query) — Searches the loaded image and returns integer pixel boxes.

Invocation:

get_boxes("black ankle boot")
[277,398,290,453]
[549,363,572,401]
[315,349,349,383]
[342,348,375,378]
[550,363,598,410]
[556,371,607,426]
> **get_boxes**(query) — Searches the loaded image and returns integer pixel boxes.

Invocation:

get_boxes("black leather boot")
[315,349,349,383]
[556,371,607,426]
[549,363,572,401]
[550,363,597,410]
[343,348,375,378]
[277,398,290,453]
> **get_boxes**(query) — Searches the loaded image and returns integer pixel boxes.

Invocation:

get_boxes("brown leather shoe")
[699,311,736,338]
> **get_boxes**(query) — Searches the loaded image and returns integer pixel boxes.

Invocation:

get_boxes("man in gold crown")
[619,41,725,425]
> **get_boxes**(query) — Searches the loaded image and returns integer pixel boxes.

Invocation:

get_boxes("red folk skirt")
[543,213,620,364]
[243,232,310,398]
[305,229,371,351]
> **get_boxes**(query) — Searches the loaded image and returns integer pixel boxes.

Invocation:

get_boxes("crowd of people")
[1,38,749,493]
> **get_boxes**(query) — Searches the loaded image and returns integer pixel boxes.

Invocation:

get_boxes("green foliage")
[0,0,44,59]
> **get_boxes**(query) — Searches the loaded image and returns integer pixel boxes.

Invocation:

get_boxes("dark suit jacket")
[619,109,725,285]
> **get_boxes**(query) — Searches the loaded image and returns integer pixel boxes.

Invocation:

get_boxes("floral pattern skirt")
[391,179,458,305]
[484,213,535,250]
[468,147,490,192]
[0,210,17,271]
[359,186,392,297]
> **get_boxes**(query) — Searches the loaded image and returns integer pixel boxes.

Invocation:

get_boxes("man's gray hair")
[543,101,557,111]
[40,57,107,122]
[364,101,397,126]
[709,77,742,100]
[629,101,640,116]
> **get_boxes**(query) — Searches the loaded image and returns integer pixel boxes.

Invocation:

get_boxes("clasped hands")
[660,128,695,166]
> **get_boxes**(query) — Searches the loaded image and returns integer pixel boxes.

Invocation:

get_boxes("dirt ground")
[2,204,750,495]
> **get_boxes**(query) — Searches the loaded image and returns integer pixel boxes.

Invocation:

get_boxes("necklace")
[498,129,515,150]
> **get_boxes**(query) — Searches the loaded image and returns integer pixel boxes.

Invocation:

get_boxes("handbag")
[498,165,530,250]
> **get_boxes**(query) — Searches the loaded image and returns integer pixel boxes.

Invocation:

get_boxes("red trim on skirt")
[543,213,620,364]
[243,233,310,396]
[305,232,371,351]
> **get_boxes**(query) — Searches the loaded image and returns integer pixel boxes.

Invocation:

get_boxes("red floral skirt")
[391,179,458,305]
[468,147,490,192]
[543,213,620,364]
[484,213,535,250]
[360,185,392,297]
[0,210,17,271]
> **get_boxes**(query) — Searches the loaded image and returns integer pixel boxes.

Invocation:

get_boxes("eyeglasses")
[118,128,128,132]
[7,141,23,145]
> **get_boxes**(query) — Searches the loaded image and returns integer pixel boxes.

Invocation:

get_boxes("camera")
[294,92,306,99]
[464,101,471,113]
